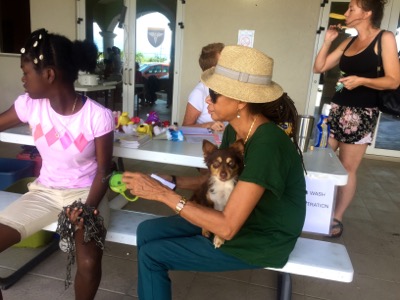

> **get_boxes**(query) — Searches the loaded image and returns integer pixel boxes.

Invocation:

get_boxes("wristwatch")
[175,196,187,214]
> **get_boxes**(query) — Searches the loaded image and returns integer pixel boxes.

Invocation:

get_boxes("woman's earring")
[237,109,241,119]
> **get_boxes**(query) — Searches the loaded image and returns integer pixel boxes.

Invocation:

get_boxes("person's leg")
[137,216,260,300]
[0,181,65,251]
[137,215,200,300]
[137,215,201,249]
[327,104,376,236]
[0,222,21,300]
[0,224,21,252]
[74,230,103,300]
[72,194,109,300]
[0,223,20,300]
[333,142,368,233]
[328,136,339,152]
[0,183,65,299]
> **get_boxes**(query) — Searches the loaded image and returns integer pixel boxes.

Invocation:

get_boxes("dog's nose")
[220,171,227,179]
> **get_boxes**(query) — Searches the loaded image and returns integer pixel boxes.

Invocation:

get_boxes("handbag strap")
[376,30,386,77]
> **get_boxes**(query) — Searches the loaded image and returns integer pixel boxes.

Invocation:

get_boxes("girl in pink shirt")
[0,28,114,300]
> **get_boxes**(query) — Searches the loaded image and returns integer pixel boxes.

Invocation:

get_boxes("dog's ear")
[202,139,218,156]
[231,139,245,156]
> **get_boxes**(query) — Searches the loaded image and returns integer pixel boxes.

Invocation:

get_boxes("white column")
[100,31,117,57]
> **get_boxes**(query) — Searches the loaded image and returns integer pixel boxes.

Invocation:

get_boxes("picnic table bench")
[0,192,353,299]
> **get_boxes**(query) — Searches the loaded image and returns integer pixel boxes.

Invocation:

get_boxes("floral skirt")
[328,103,380,145]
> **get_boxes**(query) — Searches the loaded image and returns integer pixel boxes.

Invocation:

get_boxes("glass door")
[76,0,128,112]
[368,4,400,156]
[76,0,183,123]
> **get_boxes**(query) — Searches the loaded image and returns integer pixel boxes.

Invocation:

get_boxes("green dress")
[219,122,306,268]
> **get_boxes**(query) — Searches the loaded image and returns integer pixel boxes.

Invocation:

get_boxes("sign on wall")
[148,27,165,48]
[238,30,255,47]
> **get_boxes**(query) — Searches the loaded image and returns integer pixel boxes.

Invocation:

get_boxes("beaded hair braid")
[20,28,51,70]
[248,93,306,171]
[20,28,98,83]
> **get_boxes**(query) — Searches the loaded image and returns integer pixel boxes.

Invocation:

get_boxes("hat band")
[215,65,272,85]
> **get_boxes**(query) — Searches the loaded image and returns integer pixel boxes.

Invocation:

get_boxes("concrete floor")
[0,141,400,300]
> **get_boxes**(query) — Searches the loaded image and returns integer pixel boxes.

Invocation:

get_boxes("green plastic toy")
[109,172,138,201]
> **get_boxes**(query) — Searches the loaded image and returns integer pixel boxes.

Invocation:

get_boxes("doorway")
[310,1,355,119]
[77,0,178,123]
[134,11,174,122]
[373,14,400,152]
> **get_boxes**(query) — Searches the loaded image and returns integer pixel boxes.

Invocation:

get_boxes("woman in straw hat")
[122,45,306,300]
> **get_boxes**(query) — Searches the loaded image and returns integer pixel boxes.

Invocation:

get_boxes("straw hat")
[201,45,284,103]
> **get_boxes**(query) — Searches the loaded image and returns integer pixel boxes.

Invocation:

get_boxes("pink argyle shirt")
[14,94,114,188]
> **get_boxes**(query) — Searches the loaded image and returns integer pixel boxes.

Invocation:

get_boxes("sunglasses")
[209,89,221,104]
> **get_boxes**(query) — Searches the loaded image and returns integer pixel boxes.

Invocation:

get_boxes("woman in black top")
[313,0,400,237]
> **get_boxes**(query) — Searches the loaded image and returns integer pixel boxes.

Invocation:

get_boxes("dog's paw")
[202,229,211,238]
[213,236,225,248]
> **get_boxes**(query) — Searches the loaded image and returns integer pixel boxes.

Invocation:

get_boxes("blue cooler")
[0,158,35,190]
[16,146,42,177]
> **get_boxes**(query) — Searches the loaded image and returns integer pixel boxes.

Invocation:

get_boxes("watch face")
[175,199,186,214]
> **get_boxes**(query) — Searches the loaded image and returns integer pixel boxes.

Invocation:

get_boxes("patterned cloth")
[329,102,380,144]
[14,93,114,188]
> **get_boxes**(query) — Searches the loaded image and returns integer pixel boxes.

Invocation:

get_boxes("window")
[0,0,31,54]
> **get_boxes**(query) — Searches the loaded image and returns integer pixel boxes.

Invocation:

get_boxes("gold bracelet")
[175,196,187,214]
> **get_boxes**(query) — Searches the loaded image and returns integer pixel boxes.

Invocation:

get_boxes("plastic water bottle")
[314,104,331,148]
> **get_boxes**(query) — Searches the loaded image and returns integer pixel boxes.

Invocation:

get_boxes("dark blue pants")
[136,215,261,300]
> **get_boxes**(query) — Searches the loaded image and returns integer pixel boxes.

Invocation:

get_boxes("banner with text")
[303,176,336,235]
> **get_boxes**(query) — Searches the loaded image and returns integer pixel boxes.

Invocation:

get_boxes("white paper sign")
[303,176,336,235]
[238,30,255,47]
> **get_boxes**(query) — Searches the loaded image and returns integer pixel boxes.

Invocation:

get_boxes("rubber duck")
[116,112,132,129]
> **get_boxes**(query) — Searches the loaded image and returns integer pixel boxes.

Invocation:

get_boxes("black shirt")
[332,33,381,108]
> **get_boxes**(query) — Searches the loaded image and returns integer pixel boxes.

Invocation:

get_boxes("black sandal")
[330,218,344,238]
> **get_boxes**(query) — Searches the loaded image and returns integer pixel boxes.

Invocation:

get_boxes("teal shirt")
[219,122,306,268]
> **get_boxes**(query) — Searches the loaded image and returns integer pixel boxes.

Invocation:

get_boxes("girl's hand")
[66,206,84,230]
[66,206,99,230]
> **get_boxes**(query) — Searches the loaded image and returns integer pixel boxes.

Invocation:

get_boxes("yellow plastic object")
[13,231,54,248]
[136,124,152,137]
[116,112,132,129]
[4,176,36,193]
[329,13,345,20]
[109,172,139,201]
[4,177,54,248]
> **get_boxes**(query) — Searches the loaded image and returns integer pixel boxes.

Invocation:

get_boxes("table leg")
[277,272,292,300]
[117,157,125,171]
[134,94,139,117]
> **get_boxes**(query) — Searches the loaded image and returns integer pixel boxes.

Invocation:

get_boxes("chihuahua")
[190,139,245,248]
